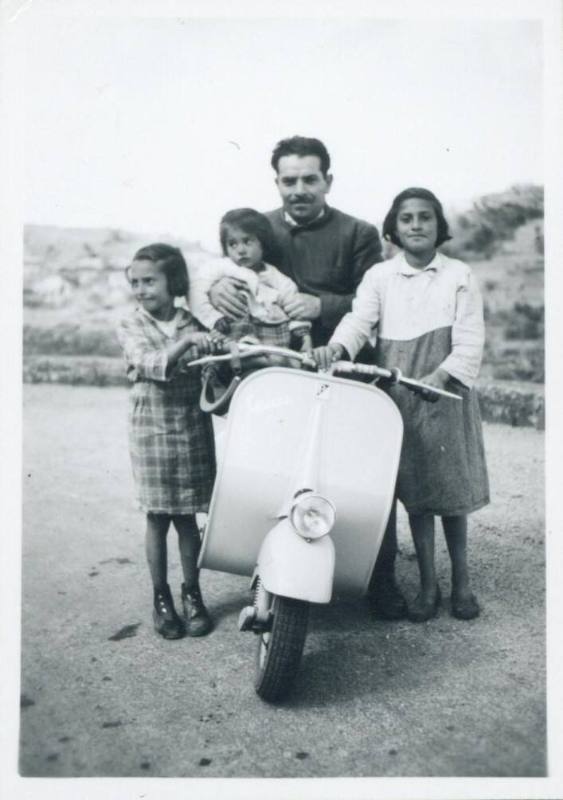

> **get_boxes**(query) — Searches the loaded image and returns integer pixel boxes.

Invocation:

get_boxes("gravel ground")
[18,384,546,783]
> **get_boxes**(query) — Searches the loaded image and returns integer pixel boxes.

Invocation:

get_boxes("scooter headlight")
[289,493,336,539]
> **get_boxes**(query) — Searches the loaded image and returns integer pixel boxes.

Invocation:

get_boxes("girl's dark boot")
[181,583,213,637]
[153,584,184,639]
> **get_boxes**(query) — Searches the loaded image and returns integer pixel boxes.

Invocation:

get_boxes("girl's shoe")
[153,584,184,639]
[407,584,441,622]
[451,591,480,620]
[181,583,213,637]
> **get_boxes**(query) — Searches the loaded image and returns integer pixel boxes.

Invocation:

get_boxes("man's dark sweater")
[265,206,383,345]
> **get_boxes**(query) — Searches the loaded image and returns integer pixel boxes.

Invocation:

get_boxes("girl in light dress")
[314,188,489,622]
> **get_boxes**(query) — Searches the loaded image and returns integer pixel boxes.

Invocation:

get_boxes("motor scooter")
[189,340,460,702]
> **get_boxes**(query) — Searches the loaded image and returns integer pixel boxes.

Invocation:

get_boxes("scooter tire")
[254,594,309,703]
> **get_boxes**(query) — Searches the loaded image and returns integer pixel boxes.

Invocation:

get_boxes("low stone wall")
[476,380,544,430]
[23,355,128,387]
[23,355,545,429]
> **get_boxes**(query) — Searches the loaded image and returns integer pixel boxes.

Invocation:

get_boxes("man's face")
[275,154,333,224]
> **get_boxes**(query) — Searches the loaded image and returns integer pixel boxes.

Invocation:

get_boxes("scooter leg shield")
[257,520,335,604]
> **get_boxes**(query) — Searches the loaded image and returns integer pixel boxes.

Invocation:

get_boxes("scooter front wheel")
[254,593,309,702]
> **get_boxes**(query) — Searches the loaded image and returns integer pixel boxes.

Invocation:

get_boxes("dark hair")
[382,187,452,248]
[271,136,331,177]
[219,208,279,264]
[126,243,188,297]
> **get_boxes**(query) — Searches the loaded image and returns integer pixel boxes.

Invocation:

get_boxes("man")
[210,136,382,346]
[209,136,406,619]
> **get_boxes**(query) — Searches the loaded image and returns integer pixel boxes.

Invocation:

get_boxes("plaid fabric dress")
[117,307,216,515]
[228,317,292,347]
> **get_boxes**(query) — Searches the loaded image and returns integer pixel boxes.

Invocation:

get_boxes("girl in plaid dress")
[314,188,489,623]
[189,208,308,348]
[118,244,221,640]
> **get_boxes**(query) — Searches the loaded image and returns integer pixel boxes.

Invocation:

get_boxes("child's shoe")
[450,591,480,620]
[407,584,442,622]
[181,583,213,637]
[153,584,184,639]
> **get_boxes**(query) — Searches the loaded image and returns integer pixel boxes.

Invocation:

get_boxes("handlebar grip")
[331,361,391,380]
[406,383,440,403]
[331,361,459,402]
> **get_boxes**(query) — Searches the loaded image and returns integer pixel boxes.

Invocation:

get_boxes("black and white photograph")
[1,0,562,798]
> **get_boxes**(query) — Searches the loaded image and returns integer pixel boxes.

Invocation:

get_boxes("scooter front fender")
[258,519,335,604]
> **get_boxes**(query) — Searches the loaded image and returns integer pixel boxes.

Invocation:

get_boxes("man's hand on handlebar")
[312,343,345,371]
[208,276,249,319]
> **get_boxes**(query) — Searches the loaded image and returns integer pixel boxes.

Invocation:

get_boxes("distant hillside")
[443,184,543,261]
[24,225,204,270]
[23,225,214,321]
[22,185,544,383]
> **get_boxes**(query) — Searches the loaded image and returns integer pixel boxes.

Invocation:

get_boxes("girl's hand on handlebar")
[419,367,450,390]
[313,343,345,371]
[183,331,225,359]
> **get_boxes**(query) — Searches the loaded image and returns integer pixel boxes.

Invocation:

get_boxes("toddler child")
[190,208,308,348]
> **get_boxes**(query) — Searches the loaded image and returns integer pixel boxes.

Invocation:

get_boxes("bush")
[504,302,544,341]
[492,347,544,383]
[477,381,544,428]
[445,184,544,260]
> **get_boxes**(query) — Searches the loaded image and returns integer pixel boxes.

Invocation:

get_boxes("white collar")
[396,251,440,276]
[283,207,326,227]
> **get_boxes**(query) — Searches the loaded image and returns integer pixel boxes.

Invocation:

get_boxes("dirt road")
[19,385,545,778]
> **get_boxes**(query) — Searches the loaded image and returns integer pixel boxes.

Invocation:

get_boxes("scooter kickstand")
[238,606,256,632]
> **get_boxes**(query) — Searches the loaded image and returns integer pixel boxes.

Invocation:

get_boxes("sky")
[20,5,543,253]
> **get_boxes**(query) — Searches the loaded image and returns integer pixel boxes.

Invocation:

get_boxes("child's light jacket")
[332,252,484,388]
[189,257,298,329]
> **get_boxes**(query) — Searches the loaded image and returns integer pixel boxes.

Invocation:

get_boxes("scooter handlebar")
[330,361,462,402]
[187,340,317,416]
[186,341,315,369]
[186,343,461,402]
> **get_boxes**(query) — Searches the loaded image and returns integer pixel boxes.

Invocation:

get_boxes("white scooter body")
[199,366,403,602]
[256,519,335,603]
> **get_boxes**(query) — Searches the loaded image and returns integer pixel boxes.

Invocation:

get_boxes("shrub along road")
[19,385,545,780]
